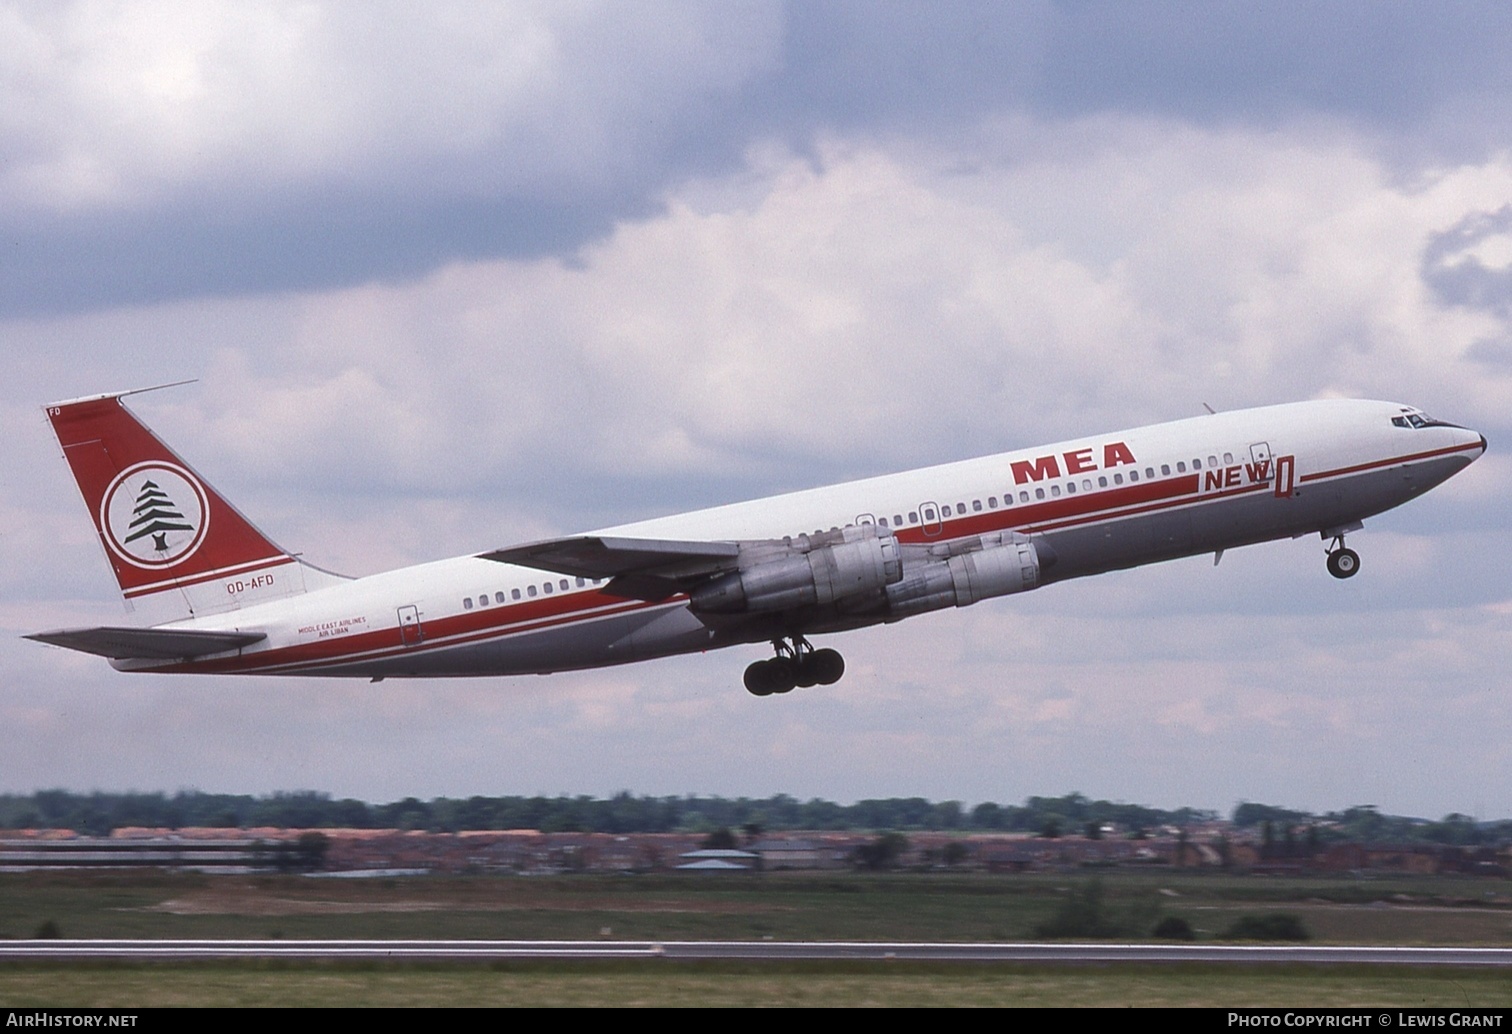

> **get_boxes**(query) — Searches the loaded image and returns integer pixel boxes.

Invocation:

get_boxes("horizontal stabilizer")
[26,626,266,660]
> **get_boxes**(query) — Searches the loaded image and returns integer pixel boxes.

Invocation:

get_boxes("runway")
[3,940,1511,965]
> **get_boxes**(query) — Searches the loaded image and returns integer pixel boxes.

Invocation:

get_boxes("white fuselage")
[120,399,1484,678]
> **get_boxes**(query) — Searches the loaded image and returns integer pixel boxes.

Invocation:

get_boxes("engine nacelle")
[689,524,902,614]
[882,532,1044,619]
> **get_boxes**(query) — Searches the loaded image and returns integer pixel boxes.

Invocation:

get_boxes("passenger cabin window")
[543,582,553,594]
[893,514,904,525]
[1160,464,1170,476]
[988,496,997,508]
[1099,476,1108,487]
[463,598,473,610]
[1019,491,1029,503]
[495,592,505,604]
[1223,452,1233,464]
[1176,461,1186,473]
[478,595,488,607]
[527,585,537,597]
[560,579,569,592]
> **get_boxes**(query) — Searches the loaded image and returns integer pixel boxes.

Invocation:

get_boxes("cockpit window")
[1393,412,1458,430]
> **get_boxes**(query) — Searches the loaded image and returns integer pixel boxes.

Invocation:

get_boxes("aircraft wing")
[480,536,741,601]
[25,626,267,660]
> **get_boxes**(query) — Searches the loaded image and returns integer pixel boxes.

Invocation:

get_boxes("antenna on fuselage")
[1202,402,1216,415]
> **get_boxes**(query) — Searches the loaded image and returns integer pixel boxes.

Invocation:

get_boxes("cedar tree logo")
[101,463,209,569]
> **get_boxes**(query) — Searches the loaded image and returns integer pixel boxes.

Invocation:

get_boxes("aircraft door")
[398,604,424,647]
[1248,441,1296,498]
[918,501,943,538]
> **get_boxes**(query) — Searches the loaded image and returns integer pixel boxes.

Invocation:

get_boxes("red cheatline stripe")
[894,470,1272,542]
[154,593,664,676]
[894,472,1198,544]
[122,555,295,599]
[286,597,663,675]
[1030,479,1270,534]
[1300,440,1482,483]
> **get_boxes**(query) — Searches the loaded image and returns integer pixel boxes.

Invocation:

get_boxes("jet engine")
[880,531,1046,619]
[689,524,902,614]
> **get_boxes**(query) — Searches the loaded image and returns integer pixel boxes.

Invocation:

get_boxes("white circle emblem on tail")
[100,463,210,569]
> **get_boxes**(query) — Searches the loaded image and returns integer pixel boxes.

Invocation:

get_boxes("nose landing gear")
[744,636,845,696]
[1326,535,1360,579]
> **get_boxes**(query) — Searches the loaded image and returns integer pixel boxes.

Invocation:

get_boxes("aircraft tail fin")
[44,388,346,624]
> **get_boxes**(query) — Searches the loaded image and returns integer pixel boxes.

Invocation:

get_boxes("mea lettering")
[1011,442,1137,485]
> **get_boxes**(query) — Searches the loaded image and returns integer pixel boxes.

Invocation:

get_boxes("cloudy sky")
[5,1,1511,820]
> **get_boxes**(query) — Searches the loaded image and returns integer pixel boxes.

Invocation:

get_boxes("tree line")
[0,790,1205,836]
[0,790,1503,844]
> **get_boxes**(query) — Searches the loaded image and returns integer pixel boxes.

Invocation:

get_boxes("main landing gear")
[1325,535,1360,580]
[743,636,845,696]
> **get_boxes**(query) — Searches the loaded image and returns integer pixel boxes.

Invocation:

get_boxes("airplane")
[27,387,1486,696]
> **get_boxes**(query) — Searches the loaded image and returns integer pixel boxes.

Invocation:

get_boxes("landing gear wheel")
[743,661,775,696]
[1327,547,1360,579]
[766,657,797,694]
[745,638,845,695]
[809,648,845,686]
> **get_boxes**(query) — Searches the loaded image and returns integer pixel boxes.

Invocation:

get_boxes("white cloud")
[6,116,1512,814]
[0,0,781,213]
[150,125,1512,500]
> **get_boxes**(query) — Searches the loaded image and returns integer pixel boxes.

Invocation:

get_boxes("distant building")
[677,848,758,871]
[0,835,287,872]
[748,838,845,870]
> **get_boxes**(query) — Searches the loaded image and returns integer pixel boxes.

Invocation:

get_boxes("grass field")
[3,869,1508,944]
[1,869,1508,1006]
[2,961,1511,1007]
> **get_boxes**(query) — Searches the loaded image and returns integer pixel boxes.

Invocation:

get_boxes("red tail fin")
[46,389,343,622]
